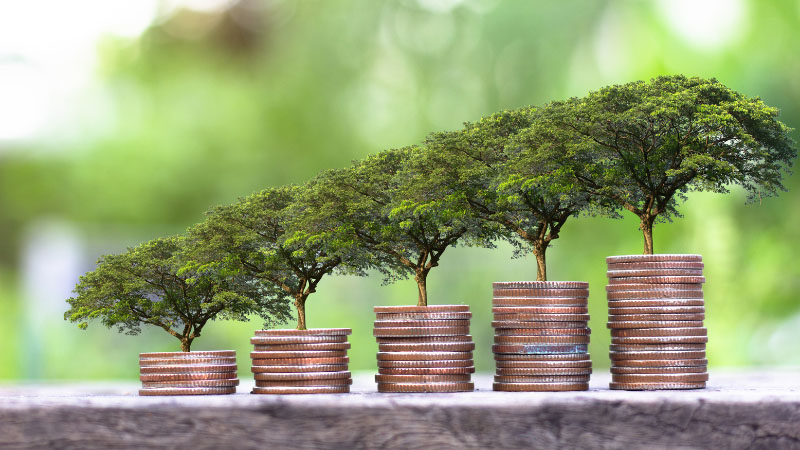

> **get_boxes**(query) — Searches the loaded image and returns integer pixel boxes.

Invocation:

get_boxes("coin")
[494,335,590,345]
[607,269,704,277]
[495,360,592,369]
[611,336,708,344]
[139,364,237,374]
[607,299,705,308]
[254,329,352,336]
[493,281,589,289]
[609,343,705,352]
[494,375,591,383]
[493,382,588,392]
[373,327,471,337]
[251,386,350,394]
[378,342,476,352]
[493,328,591,337]
[374,305,470,313]
[608,276,706,285]
[607,261,704,270]
[493,313,590,322]
[139,351,235,358]
[253,371,351,381]
[376,352,473,361]
[138,358,236,366]
[377,367,475,375]
[140,372,239,382]
[249,350,347,359]
[495,367,593,376]
[611,358,708,367]
[375,336,473,344]
[491,321,588,329]
[374,320,471,328]
[606,284,703,292]
[377,382,474,393]
[251,357,349,366]
[607,314,705,322]
[375,312,472,320]
[609,351,707,360]
[139,387,237,396]
[250,336,349,345]
[492,344,589,354]
[141,379,240,388]
[611,366,707,374]
[610,328,707,338]
[251,364,348,373]
[608,306,705,315]
[377,359,474,368]
[374,374,472,383]
[252,343,352,351]
[493,290,589,299]
[607,291,704,300]
[606,254,702,263]
[609,382,706,390]
[255,378,353,387]
[494,353,590,361]
[493,308,590,317]
[607,321,705,329]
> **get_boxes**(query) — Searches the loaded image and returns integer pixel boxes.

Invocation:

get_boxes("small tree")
[65,236,291,351]
[189,185,369,330]
[545,75,796,254]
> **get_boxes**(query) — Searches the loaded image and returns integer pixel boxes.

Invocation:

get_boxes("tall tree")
[189,185,369,330]
[65,236,291,351]
[544,75,796,254]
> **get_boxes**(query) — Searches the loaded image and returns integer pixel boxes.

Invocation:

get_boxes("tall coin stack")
[606,254,708,390]
[139,351,239,396]
[492,281,592,392]
[249,329,353,394]
[373,305,475,393]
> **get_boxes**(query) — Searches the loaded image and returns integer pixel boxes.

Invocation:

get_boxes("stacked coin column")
[249,329,353,394]
[606,254,708,390]
[139,351,239,396]
[492,282,592,392]
[373,305,475,393]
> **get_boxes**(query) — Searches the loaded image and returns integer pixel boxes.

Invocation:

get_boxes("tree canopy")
[65,236,291,351]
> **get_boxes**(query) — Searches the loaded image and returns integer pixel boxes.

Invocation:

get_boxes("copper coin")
[375,312,472,320]
[609,343,705,352]
[607,261,704,270]
[253,371,351,381]
[378,359,474,369]
[611,327,707,338]
[608,299,705,308]
[377,352,473,361]
[496,367,592,376]
[375,335,473,344]
[377,367,475,375]
[611,366,707,374]
[611,358,708,367]
[375,374,472,383]
[249,350,347,359]
[139,387,236,396]
[608,276,705,285]
[493,328,591,337]
[138,358,236,366]
[610,351,707,360]
[377,382,474,393]
[493,290,589,299]
[493,382,588,392]
[607,269,704,277]
[607,321,704,329]
[378,342,476,352]
[608,306,705,314]
[251,357,349,366]
[374,327,470,337]
[493,308,589,317]
[255,378,353,387]
[374,305,470,313]
[608,313,705,322]
[495,353,590,361]
[139,364,237,374]
[493,313,590,322]
[611,336,708,345]
[251,364,348,373]
[606,284,703,292]
[252,343,351,351]
[492,344,589,354]
[251,386,350,394]
[610,382,706,390]
[607,290,704,300]
[493,281,589,289]
[494,375,590,383]
[140,351,235,358]
[492,321,588,329]
[254,329,352,336]
[139,372,239,382]
[250,336,348,345]
[141,379,240,388]
[606,254,702,263]
[374,320,470,328]
[495,360,592,369]
[494,335,590,345]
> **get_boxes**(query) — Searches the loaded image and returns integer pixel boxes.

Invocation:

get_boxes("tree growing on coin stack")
[426,107,599,281]
[541,75,796,254]
[189,184,371,330]
[309,146,496,307]
[65,236,292,351]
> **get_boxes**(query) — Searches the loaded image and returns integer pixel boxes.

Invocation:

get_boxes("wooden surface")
[1,369,799,449]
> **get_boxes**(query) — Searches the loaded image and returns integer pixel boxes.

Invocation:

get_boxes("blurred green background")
[1,0,798,380]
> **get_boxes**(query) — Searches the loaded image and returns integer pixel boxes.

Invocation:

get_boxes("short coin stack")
[250,329,353,394]
[492,281,592,392]
[139,350,239,396]
[373,305,475,393]
[606,254,708,390]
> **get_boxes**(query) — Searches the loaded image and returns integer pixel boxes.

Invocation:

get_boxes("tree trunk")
[415,270,428,307]
[180,337,192,352]
[640,215,655,255]
[533,244,547,282]
[295,295,307,330]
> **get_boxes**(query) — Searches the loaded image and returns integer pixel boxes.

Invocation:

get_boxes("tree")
[544,75,796,254]
[310,146,495,306]
[425,108,596,281]
[65,236,291,351]
[189,185,370,330]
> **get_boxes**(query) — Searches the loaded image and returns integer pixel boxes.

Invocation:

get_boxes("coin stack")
[492,281,592,392]
[138,350,239,396]
[373,305,475,393]
[606,254,708,390]
[249,329,352,394]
